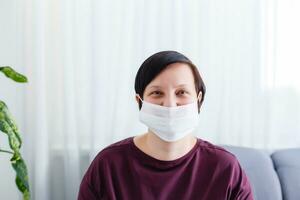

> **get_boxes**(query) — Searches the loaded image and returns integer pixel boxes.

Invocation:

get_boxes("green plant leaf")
[0,66,28,83]
[0,67,30,199]
[1,100,30,199]
[0,101,22,150]
[11,153,31,200]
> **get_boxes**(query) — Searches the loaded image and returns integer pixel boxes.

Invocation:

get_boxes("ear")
[136,94,143,104]
[197,91,203,102]
[135,95,140,104]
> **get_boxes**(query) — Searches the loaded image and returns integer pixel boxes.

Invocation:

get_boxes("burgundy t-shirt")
[78,137,253,200]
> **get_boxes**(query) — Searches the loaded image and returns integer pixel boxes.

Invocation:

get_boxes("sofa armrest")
[272,149,300,200]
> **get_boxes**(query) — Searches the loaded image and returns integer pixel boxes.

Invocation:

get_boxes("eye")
[177,90,188,96]
[150,91,163,96]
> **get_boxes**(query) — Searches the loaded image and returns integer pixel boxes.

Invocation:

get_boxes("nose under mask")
[137,95,200,142]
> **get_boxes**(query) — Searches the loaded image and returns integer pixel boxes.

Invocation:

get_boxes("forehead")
[147,63,195,88]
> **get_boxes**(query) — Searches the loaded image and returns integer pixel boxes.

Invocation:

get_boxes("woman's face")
[140,63,202,107]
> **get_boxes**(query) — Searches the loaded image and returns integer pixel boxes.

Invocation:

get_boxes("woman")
[78,51,254,200]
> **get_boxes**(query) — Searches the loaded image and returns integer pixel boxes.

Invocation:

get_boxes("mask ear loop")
[197,91,202,103]
[136,94,144,103]
[196,91,203,113]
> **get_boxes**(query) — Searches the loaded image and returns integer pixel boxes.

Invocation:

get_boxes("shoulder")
[197,139,252,186]
[197,138,240,168]
[82,137,134,180]
[92,137,133,164]
[78,138,133,199]
[100,137,133,155]
[197,140,254,198]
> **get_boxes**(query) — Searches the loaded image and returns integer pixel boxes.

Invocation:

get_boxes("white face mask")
[137,95,201,142]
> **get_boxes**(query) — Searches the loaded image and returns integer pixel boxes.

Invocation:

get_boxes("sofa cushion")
[271,149,300,200]
[222,145,282,200]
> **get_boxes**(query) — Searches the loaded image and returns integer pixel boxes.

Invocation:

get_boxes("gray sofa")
[222,146,300,200]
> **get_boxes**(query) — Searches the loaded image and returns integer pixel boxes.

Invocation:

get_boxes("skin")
[134,62,202,161]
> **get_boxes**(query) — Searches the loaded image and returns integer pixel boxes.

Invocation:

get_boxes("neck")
[144,130,197,161]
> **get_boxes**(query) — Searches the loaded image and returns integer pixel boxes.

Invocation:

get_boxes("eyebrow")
[149,84,189,89]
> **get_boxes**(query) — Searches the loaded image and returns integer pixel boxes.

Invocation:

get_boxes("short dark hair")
[134,50,206,112]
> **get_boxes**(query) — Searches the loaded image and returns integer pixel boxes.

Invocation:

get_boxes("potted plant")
[0,66,30,200]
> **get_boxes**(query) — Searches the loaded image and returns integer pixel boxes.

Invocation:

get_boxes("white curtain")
[1,0,300,199]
